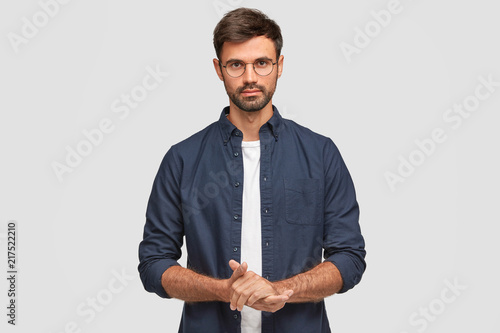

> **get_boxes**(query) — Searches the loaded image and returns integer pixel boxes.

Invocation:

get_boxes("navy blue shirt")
[138,106,366,333]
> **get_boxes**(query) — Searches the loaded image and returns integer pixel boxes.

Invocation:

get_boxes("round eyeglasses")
[220,59,277,78]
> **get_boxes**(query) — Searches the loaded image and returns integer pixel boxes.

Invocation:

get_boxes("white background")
[1,0,499,332]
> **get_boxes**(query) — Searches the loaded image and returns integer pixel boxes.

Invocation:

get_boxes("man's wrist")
[273,280,294,296]
[214,278,231,303]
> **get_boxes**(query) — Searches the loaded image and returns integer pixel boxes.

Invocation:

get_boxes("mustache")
[236,84,265,93]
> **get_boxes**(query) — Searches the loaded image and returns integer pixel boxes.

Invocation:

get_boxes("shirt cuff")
[326,252,365,294]
[139,259,180,299]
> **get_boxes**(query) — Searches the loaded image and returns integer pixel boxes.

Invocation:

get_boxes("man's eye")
[230,62,243,68]
[255,60,269,68]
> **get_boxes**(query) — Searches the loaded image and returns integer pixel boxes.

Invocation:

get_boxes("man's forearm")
[161,266,228,302]
[273,261,343,303]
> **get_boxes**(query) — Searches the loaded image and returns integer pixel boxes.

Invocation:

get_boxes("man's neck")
[227,102,273,141]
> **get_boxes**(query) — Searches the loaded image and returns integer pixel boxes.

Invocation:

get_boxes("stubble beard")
[225,77,278,112]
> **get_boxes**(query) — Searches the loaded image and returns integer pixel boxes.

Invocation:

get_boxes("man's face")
[214,36,284,112]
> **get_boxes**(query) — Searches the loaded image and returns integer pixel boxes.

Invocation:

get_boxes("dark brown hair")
[213,8,283,60]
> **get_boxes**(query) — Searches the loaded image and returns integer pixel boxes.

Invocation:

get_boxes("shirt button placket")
[230,130,243,282]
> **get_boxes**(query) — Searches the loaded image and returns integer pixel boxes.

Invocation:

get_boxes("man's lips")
[241,89,261,96]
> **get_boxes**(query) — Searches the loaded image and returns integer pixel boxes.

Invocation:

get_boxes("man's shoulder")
[282,118,333,146]
[170,120,220,152]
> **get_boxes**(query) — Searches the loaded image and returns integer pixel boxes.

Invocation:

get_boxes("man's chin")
[238,102,267,112]
[241,108,261,112]
[231,97,268,112]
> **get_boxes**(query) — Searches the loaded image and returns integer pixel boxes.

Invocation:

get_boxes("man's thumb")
[229,259,240,272]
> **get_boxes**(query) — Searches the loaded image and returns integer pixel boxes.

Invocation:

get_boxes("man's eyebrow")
[225,56,273,63]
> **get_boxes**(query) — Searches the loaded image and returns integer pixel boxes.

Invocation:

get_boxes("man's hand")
[225,260,248,298]
[228,260,293,313]
[247,291,294,312]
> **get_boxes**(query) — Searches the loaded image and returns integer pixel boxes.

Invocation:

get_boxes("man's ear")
[213,58,224,81]
[277,54,284,79]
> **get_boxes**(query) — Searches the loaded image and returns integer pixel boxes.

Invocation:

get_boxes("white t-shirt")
[240,140,262,333]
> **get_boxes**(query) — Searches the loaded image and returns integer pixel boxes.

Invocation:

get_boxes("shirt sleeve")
[138,146,183,298]
[322,138,366,293]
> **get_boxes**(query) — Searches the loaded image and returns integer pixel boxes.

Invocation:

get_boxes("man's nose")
[242,64,258,84]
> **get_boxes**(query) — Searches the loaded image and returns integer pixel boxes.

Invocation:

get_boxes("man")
[138,7,366,333]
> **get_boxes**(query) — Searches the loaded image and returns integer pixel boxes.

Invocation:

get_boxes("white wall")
[1,0,499,332]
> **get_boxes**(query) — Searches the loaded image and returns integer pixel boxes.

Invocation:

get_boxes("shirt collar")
[218,105,283,144]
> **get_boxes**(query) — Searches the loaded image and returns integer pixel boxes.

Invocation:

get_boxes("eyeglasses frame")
[219,58,278,78]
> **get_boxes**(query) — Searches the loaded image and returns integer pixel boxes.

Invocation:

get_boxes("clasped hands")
[226,259,293,313]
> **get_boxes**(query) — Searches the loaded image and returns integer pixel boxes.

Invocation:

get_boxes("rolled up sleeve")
[138,146,184,298]
[322,139,366,293]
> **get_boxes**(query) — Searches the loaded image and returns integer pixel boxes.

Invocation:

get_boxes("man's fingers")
[231,281,255,311]
[229,261,247,282]
[227,261,249,308]
[253,289,292,305]
[231,289,250,311]
[250,294,290,313]
[262,294,290,304]
[246,283,275,306]
[229,259,239,271]
[230,273,259,311]
[236,292,248,311]
[249,289,293,308]
[228,266,280,312]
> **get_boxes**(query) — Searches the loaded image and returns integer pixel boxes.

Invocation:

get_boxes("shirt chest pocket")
[284,178,321,225]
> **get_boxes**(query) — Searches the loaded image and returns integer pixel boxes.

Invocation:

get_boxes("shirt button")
[233,314,238,319]
[264,208,269,213]
[234,152,239,157]
[233,247,238,252]
[265,275,270,280]
[263,176,267,181]
[235,131,240,136]
[234,182,240,187]
[233,215,239,220]
[266,241,269,247]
